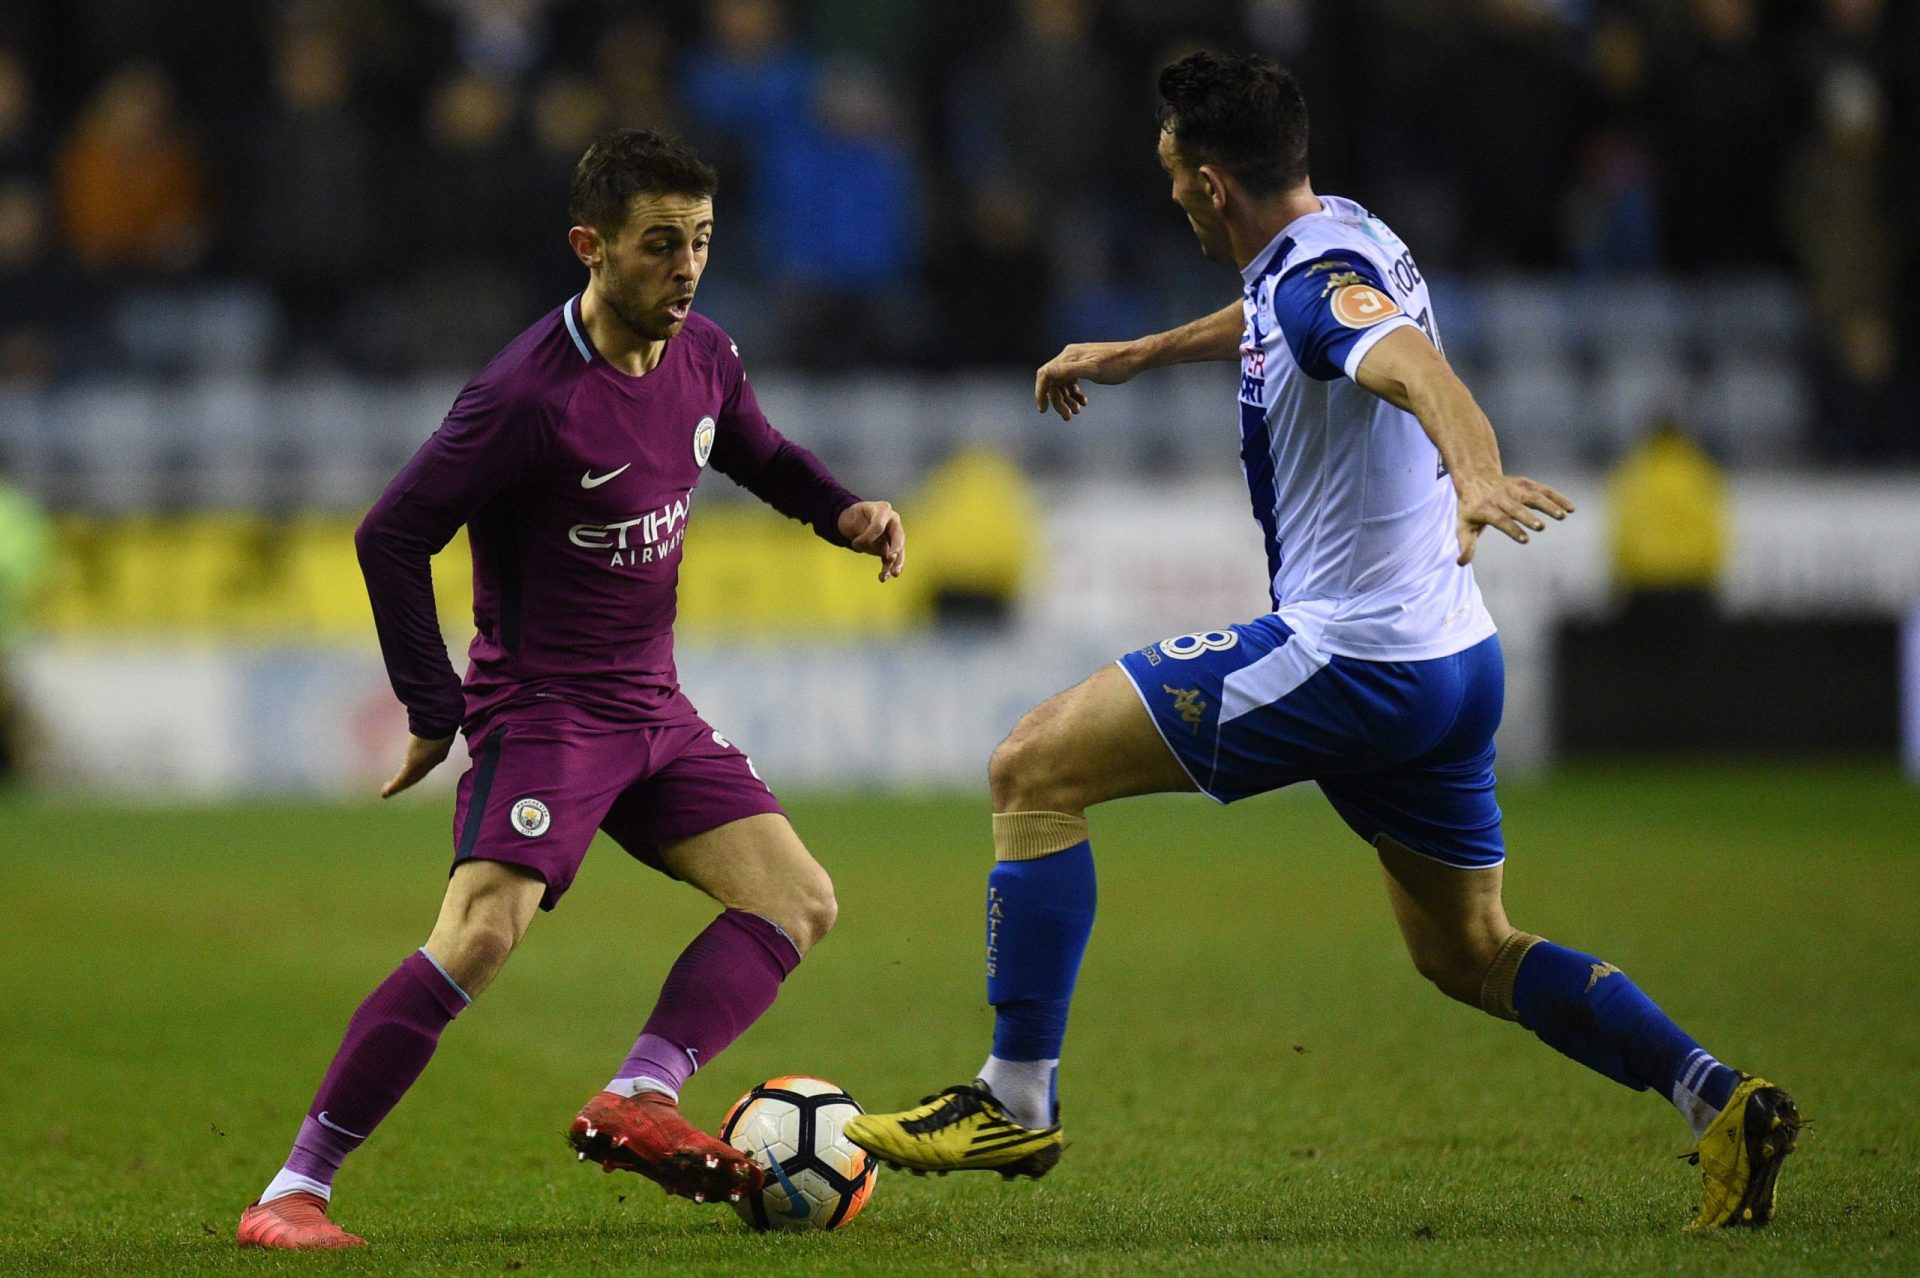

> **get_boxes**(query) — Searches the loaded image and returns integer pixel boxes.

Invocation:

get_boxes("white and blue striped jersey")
[1236,195,1494,661]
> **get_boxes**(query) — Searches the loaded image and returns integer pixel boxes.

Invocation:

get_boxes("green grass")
[2,764,1916,1275]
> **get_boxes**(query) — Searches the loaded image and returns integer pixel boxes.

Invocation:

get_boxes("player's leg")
[423,859,548,995]
[1375,833,1742,1107]
[1374,837,1801,1228]
[988,662,1200,815]
[572,728,806,1202]
[1338,636,1799,1229]
[1373,828,1743,1102]
[974,663,1193,1127]
[239,860,544,1249]
[847,659,1198,1177]
[241,707,634,1248]
[615,812,832,1101]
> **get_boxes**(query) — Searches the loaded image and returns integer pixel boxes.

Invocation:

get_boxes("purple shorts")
[450,701,785,910]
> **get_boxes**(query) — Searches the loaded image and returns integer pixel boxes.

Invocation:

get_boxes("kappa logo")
[1162,685,1208,732]
[1330,283,1403,329]
[1585,961,1622,992]
[693,416,715,468]
[510,797,551,838]
[1317,269,1367,296]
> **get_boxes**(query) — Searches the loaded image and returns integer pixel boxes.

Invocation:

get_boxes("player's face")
[1158,128,1231,265]
[595,193,713,341]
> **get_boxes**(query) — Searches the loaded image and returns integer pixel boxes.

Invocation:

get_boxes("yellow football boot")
[1685,1074,1802,1230]
[844,1083,1063,1179]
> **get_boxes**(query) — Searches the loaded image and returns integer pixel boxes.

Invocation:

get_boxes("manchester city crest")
[693,415,716,468]
[510,797,551,838]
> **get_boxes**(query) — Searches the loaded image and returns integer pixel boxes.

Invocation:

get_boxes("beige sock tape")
[992,811,1089,861]
[1479,930,1543,1022]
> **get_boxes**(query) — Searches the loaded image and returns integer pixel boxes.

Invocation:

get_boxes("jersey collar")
[1240,199,1338,289]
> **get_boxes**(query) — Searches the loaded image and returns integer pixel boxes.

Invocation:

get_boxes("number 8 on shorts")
[1159,630,1240,659]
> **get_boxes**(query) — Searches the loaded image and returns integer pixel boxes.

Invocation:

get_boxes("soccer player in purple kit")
[235,130,906,1250]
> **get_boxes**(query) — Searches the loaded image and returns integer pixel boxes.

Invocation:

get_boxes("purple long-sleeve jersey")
[356,298,860,738]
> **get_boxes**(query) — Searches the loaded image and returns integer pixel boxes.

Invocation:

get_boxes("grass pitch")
[2,764,1916,1276]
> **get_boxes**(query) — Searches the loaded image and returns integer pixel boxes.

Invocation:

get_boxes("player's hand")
[1034,341,1143,421]
[382,732,455,798]
[839,500,905,582]
[1453,475,1574,565]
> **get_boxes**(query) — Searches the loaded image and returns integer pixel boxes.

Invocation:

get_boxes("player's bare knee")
[802,884,838,949]
[785,873,838,952]
[745,867,836,954]
[986,731,1027,811]
[1408,924,1526,1008]
[427,872,540,992]
[465,919,519,975]
[1406,938,1491,1006]
[1432,959,1486,1007]
[988,725,1074,814]
[428,916,518,991]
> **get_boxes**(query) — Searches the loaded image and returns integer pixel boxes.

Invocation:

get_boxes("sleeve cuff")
[1341,315,1420,382]
[822,494,859,547]
[407,708,463,740]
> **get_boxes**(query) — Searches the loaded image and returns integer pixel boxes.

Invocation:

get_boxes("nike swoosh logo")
[316,1111,369,1141]
[581,464,631,489]
[763,1140,810,1219]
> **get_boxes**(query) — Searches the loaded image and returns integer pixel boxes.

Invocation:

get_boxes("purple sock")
[281,949,469,1188]
[613,911,800,1094]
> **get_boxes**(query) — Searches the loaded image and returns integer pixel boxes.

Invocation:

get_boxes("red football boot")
[235,1192,365,1249]
[569,1090,764,1203]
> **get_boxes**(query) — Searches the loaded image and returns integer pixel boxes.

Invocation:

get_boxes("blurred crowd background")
[1,0,1916,460]
[2,0,1918,791]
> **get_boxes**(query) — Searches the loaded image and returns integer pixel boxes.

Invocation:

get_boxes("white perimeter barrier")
[15,474,1920,797]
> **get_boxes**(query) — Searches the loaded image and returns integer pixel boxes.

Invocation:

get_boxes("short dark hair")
[1157,52,1308,196]
[569,129,718,235]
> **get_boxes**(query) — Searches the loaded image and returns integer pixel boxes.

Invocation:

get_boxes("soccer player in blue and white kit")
[846,53,1798,1231]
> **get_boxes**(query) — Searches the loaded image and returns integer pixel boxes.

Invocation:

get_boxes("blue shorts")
[1116,617,1506,869]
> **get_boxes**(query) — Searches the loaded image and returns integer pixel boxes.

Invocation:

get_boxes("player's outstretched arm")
[1355,325,1574,565]
[837,500,905,582]
[1035,300,1243,420]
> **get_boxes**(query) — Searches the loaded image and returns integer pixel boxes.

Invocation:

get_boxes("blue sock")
[1513,940,1738,1135]
[986,842,1096,1063]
